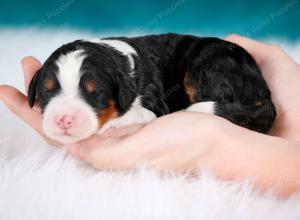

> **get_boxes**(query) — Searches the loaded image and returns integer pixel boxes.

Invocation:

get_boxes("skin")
[0,35,300,198]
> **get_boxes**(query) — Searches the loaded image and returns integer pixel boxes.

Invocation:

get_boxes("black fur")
[28,62,61,112]
[28,69,42,108]
[28,33,276,133]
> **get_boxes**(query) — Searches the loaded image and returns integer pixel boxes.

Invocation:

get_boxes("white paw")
[98,119,125,134]
[186,101,216,114]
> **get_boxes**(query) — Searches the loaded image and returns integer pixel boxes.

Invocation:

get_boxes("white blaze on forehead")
[55,49,86,96]
[89,39,137,76]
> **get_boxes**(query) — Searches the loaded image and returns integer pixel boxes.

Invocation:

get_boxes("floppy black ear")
[117,74,137,112]
[28,69,42,108]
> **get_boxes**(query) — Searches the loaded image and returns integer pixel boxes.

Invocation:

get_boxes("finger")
[68,135,104,160]
[0,85,43,134]
[43,134,65,148]
[68,143,81,158]
[68,134,138,170]
[224,34,269,64]
[21,56,42,94]
[103,124,145,138]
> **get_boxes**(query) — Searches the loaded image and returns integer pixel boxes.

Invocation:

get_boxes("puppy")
[28,33,276,144]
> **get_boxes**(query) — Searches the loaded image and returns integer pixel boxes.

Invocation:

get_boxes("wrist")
[204,122,300,197]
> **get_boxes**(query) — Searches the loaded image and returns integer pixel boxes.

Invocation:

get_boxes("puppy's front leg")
[99,98,156,134]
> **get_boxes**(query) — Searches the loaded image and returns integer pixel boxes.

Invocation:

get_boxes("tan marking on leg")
[183,73,197,103]
[255,100,263,106]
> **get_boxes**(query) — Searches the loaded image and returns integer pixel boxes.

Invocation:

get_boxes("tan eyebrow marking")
[44,79,55,90]
[255,100,263,106]
[85,80,97,93]
[184,72,197,103]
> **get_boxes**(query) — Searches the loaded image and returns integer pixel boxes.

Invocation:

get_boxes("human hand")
[1,38,300,197]
[68,111,228,172]
[225,34,300,140]
[67,111,300,198]
[2,36,300,168]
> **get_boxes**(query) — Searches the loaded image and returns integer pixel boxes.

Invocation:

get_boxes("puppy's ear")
[28,69,42,108]
[117,74,137,112]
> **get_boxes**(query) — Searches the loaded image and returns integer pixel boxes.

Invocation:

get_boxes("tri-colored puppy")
[28,33,276,144]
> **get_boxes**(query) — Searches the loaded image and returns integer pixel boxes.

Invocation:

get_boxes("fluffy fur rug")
[0,29,300,220]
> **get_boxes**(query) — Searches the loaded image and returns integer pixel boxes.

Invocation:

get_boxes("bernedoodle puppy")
[28,33,276,144]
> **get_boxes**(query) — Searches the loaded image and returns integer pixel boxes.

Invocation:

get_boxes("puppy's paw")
[98,120,121,134]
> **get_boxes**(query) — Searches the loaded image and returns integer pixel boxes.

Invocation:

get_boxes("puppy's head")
[28,40,136,144]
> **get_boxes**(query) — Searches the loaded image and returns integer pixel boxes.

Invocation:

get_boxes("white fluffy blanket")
[0,29,300,220]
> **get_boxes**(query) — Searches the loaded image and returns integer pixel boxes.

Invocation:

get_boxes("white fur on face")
[89,39,137,76]
[42,50,98,144]
[56,50,86,97]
